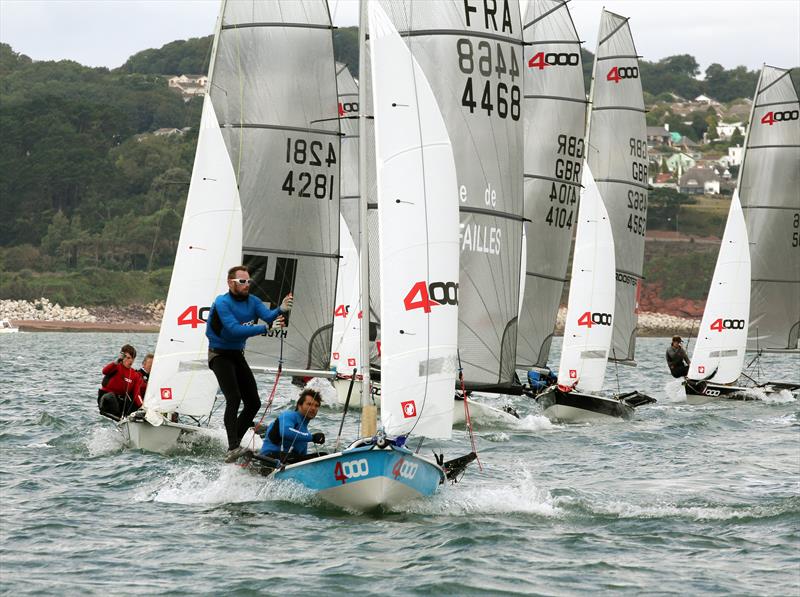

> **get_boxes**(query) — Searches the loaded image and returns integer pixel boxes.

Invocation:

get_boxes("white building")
[716,121,744,140]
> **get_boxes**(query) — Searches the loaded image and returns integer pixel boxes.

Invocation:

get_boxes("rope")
[246,335,285,452]
[457,351,482,471]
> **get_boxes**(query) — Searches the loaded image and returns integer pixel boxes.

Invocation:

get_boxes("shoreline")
[8,314,698,337]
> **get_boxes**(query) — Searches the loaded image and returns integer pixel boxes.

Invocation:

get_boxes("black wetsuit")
[666,345,690,378]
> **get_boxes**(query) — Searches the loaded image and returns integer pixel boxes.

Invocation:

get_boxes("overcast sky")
[1,0,798,74]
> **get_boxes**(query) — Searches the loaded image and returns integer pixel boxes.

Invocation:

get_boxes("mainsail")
[208,0,341,372]
[738,65,800,352]
[380,0,525,389]
[585,9,648,365]
[331,63,363,375]
[369,1,459,439]
[143,94,242,418]
[688,193,751,384]
[557,166,615,393]
[518,0,587,369]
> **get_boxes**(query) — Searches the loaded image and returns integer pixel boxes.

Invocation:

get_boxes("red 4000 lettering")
[403,281,458,313]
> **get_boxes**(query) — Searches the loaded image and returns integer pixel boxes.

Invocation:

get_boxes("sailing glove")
[312,432,325,445]
[280,294,293,313]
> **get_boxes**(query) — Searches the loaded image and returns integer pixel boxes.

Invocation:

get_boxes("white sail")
[586,10,648,365]
[739,65,800,351]
[518,0,587,369]
[144,95,242,417]
[688,192,751,384]
[369,2,459,439]
[557,166,615,393]
[331,214,362,376]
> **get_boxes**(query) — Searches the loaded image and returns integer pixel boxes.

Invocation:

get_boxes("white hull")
[541,402,625,423]
[317,474,423,511]
[332,377,365,407]
[117,418,207,454]
[0,320,19,333]
[452,398,518,426]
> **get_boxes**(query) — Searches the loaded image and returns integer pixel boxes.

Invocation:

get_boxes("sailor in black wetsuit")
[666,335,691,378]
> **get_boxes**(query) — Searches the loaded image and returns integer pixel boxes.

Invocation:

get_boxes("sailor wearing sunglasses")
[206,265,293,462]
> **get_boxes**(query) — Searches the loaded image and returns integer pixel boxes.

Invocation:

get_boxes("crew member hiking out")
[666,335,691,378]
[98,344,143,419]
[258,388,325,464]
[206,265,293,462]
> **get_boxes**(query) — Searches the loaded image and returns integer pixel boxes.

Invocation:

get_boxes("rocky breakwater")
[1,298,164,332]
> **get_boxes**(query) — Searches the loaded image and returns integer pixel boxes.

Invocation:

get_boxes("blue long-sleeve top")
[260,410,314,456]
[206,291,282,351]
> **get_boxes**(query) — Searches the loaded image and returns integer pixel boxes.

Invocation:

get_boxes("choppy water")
[1,332,798,595]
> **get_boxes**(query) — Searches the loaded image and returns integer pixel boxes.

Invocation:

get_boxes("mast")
[357,0,372,395]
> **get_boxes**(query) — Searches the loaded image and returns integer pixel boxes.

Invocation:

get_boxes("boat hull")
[117,417,205,453]
[272,445,444,512]
[536,387,653,423]
[452,397,519,425]
[682,379,790,404]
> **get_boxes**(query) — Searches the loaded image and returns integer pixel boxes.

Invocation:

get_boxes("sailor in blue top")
[207,265,293,461]
[260,388,325,463]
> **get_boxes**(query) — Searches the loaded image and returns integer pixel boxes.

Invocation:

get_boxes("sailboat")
[739,65,799,391]
[372,0,527,430]
[684,192,752,403]
[536,9,655,421]
[117,0,342,452]
[242,1,474,511]
[685,65,799,402]
[585,9,648,367]
[537,166,653,422]
[517,0,587,395]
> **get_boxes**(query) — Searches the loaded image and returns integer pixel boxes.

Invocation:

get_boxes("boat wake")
[86,425,126,456]
[145,463,315,506]
[559,495,799,522]
[759,388,796,404]
[394,468,560,517]
[662,378,687,403]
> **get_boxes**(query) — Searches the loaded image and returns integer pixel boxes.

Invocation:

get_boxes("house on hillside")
[679,167,721,195]
[715,121,745,140]
[646,125,672,147]
[664,152,696,174]
[153,128,184,137]
[168,74,208,100]
[720,144,744,167]
[694,94,721,106]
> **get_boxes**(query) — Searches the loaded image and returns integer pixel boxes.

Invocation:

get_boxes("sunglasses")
[232,278,252,285]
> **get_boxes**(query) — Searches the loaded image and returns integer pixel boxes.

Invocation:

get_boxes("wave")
[393,467,560,517]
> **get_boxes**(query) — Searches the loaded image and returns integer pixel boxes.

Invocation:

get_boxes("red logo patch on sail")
[569,369,577,379]
[347,358,356,367]
[401,400,417,418]
[161,388,173,400]
[333,352,340,360]
[698,365,705,374]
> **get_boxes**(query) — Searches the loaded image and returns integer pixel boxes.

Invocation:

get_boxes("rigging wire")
[458,350,482,471]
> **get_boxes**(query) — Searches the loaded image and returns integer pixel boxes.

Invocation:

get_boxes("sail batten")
[585,9,648,365]
[209,0,341,372]
[518,0,587,370]
[739,65,800,351]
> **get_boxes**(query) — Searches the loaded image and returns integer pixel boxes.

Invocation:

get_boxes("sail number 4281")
[282,137,336,200]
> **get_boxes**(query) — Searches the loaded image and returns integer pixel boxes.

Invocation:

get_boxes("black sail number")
[282,137,336,200]
[457,37,520,120]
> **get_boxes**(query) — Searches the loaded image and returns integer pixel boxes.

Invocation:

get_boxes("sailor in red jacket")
[98,344,143,420]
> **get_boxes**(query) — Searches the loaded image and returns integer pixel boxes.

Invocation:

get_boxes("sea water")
[0,333,798,595]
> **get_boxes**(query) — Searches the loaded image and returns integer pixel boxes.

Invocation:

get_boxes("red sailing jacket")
[101,362,144,408]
